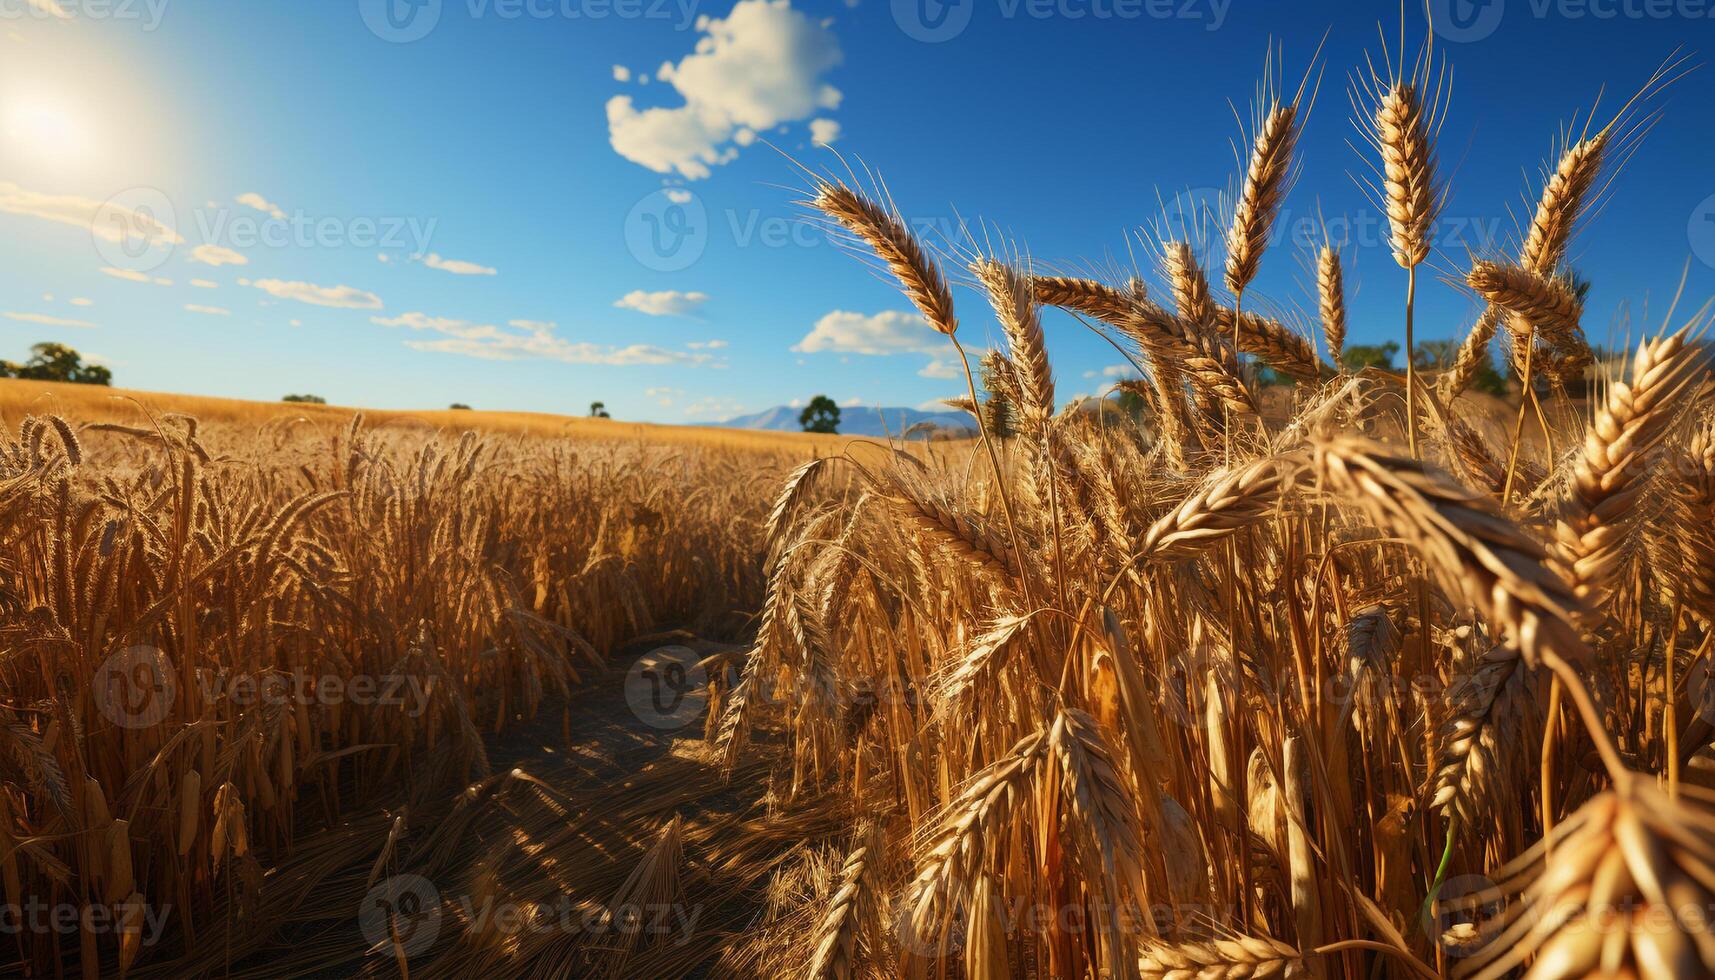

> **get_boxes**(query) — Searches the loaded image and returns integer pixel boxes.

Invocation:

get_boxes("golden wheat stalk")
[1139,936,1307,979]
[973,258,1054,424]
[1466,260,1591,374]
[1317,245,1346,368]
[1312,436,1588,669]
[1555,328,1708,605]
[1225,103,1299,297]
[1216,306,1323,382]
[812,180,958,336]
[1136,452,1294,562]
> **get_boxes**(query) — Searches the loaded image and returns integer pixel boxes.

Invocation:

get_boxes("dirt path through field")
[135,634,831,979]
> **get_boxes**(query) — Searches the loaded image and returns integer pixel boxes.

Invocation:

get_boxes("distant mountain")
[706,404,974,437]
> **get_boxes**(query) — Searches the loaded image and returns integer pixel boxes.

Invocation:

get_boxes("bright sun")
[3,97,94,166]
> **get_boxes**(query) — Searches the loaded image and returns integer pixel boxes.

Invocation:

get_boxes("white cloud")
[154,278,173,286]
[5,311,93,328]
[916,398,959,411]
[289,319,303,327]
[917,357,960,379]
[420,253,497,276]
[250,279,383,310]
[377,253,392,264]
[613,65,631,82]
[795,309,948,356]
[373,312,714,366]
[68,297,92,306]
[236,192,286,221]
[809,118,841,145]
[41,293,52,302]
[1085,364,1139,380]
[606,0,842,180]
[184,304,231,316]
[613,289,708,317]
[687,339,729,350]
[190,279,218,289]
[666,189,693,204]
[840,397,864,407]
[0,181,182,246]
[99,267,158,284]
[191,243,248,267]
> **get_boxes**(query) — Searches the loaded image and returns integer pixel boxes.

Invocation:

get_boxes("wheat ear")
[1312,436,1588,669]
[812,180,958,336]
[1555,328,1708,605]
[1225,103,1299,296]
[973,258,1054,424]
[1317,245,1346,368]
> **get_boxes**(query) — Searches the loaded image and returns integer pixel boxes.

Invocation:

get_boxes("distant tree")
[1340,341,1400,373]
[590,401,611,419]
[282,393,326,404]
[449,403,472,410]
[799,395,840,434]
[0,343,111,385]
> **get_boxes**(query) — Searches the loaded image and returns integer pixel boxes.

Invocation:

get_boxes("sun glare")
[4,96,92,164]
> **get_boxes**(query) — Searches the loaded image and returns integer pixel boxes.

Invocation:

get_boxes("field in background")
[0,378,860,452]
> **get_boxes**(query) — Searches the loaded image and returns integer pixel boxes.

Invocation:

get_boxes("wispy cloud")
[687,339,729,350]
[190,279,219,289]
[191,244,248,267]
[6,311,94,328]
[249,279,383,310]
[613,289,708,317]
[99,267,173,286]
[184,305,231,316]
[420,253,497,277]
[606,0,842,179]
[235,192,286,221]
[373,312,714,366]
[1,181,182,245]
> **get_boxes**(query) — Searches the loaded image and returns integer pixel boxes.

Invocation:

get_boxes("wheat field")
[5,26,1715,980]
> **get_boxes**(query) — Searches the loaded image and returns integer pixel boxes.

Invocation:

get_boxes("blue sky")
[2,0,1712,422]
